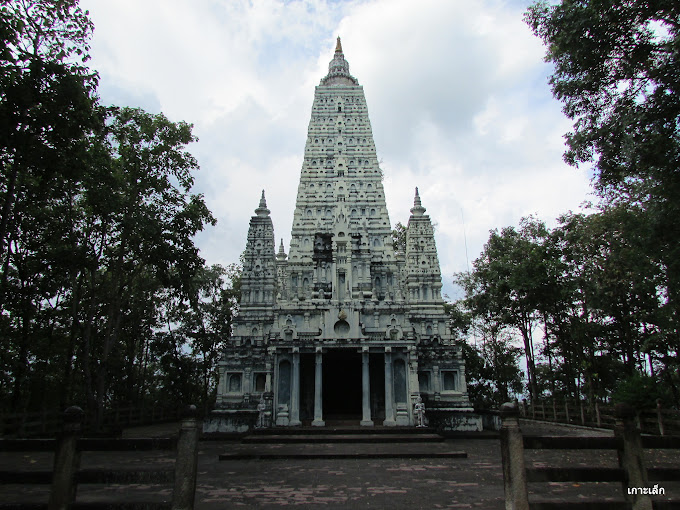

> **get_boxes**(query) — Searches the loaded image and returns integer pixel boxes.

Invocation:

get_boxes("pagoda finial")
[411,187,426,216]
[276,238,287,261]
[321,36,358,86]
[255,189,270,216]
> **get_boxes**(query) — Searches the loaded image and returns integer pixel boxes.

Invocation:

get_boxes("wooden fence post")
[171,405,199,510]
[552,399,557,420]
[615,403,651,510]
[656,399,664,436]
[520,399,527,418]
[580,401,585,425]
[540,401,545,420]
[595,401,601,427]
[48,406,83,510]
[564,401,570,423]
[500,402,529,510]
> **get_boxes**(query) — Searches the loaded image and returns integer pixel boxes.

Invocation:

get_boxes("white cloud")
[81,0,592,299]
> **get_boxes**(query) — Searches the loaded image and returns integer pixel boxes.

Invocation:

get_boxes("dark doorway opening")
[300,354,315,422]
[323,350,361,420]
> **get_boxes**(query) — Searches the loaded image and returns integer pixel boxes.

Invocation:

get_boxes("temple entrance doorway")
[323,350,362,421]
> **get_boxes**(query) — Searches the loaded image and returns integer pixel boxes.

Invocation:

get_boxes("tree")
[74,107,215,427]
[391,222,406,252]
[525,0,680,374]
[456,218,553,400]
[0,0,97,258]
[152,263,240,411]
[0,0,99,413]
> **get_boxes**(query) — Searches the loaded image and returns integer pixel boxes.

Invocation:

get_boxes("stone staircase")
[219,426,468,460]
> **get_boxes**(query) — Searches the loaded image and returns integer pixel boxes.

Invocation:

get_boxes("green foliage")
[458,335,524,409]
[391,222,406,252]
[454,217,551,400]
[456,203,678,408]
[0,1,234,426]
[613,372,672,409]
[526,0,680,407]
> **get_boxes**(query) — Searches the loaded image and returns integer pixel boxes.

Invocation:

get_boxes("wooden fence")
[0,404,184,438]
[0,405,199,510]
[500,401,680,509]
[519,398,680,436]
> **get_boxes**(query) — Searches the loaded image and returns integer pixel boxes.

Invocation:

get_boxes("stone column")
[383,348,396,426]
[615,403,652,510]
[499,401,529,510]
[361,348,373,426]
[48,406,83,510]
[312,348,325,426]
[433,365,441,401]
[290,349,301,426]
[265,362,272,393]
[171,405,199,510]
[244,367,252,399]
[216,366,226,405]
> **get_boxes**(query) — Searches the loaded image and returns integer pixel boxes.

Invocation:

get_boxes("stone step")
[248,426,436,435]
[242,433,444,444]
[219,443,467,460]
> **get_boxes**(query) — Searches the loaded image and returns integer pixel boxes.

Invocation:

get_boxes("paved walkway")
[1,420,677,509]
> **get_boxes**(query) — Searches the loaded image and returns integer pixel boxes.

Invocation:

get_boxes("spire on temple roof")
[276,238,287,261]
[255,189,270,216]
[321,36,358,86]
[410,187,426,216]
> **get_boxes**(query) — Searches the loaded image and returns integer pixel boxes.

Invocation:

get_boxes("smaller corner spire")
[255,189,270,216]
[335,36,343,53]
[410,187,426,216]
[276,238,287,261]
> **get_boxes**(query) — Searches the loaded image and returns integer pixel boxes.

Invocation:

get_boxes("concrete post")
[48,406,83,510]
[383,348,396,426]
[361,348,373,426]
[312,348,325,426]
[499,401,529,510]
[171,405,198,510]
[656,399,664,436]
[615,403,652,510]
[289,350,301,426]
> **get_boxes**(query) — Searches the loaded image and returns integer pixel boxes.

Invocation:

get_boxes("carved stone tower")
[206,38,477,433]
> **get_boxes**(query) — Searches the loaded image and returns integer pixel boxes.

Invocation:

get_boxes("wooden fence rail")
[0,404,184,438]
[0,405,199,510]
[501,401,680,509]
[519,398,680,436]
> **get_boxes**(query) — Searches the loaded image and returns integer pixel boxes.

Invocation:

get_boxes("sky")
[80,0,593,299]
